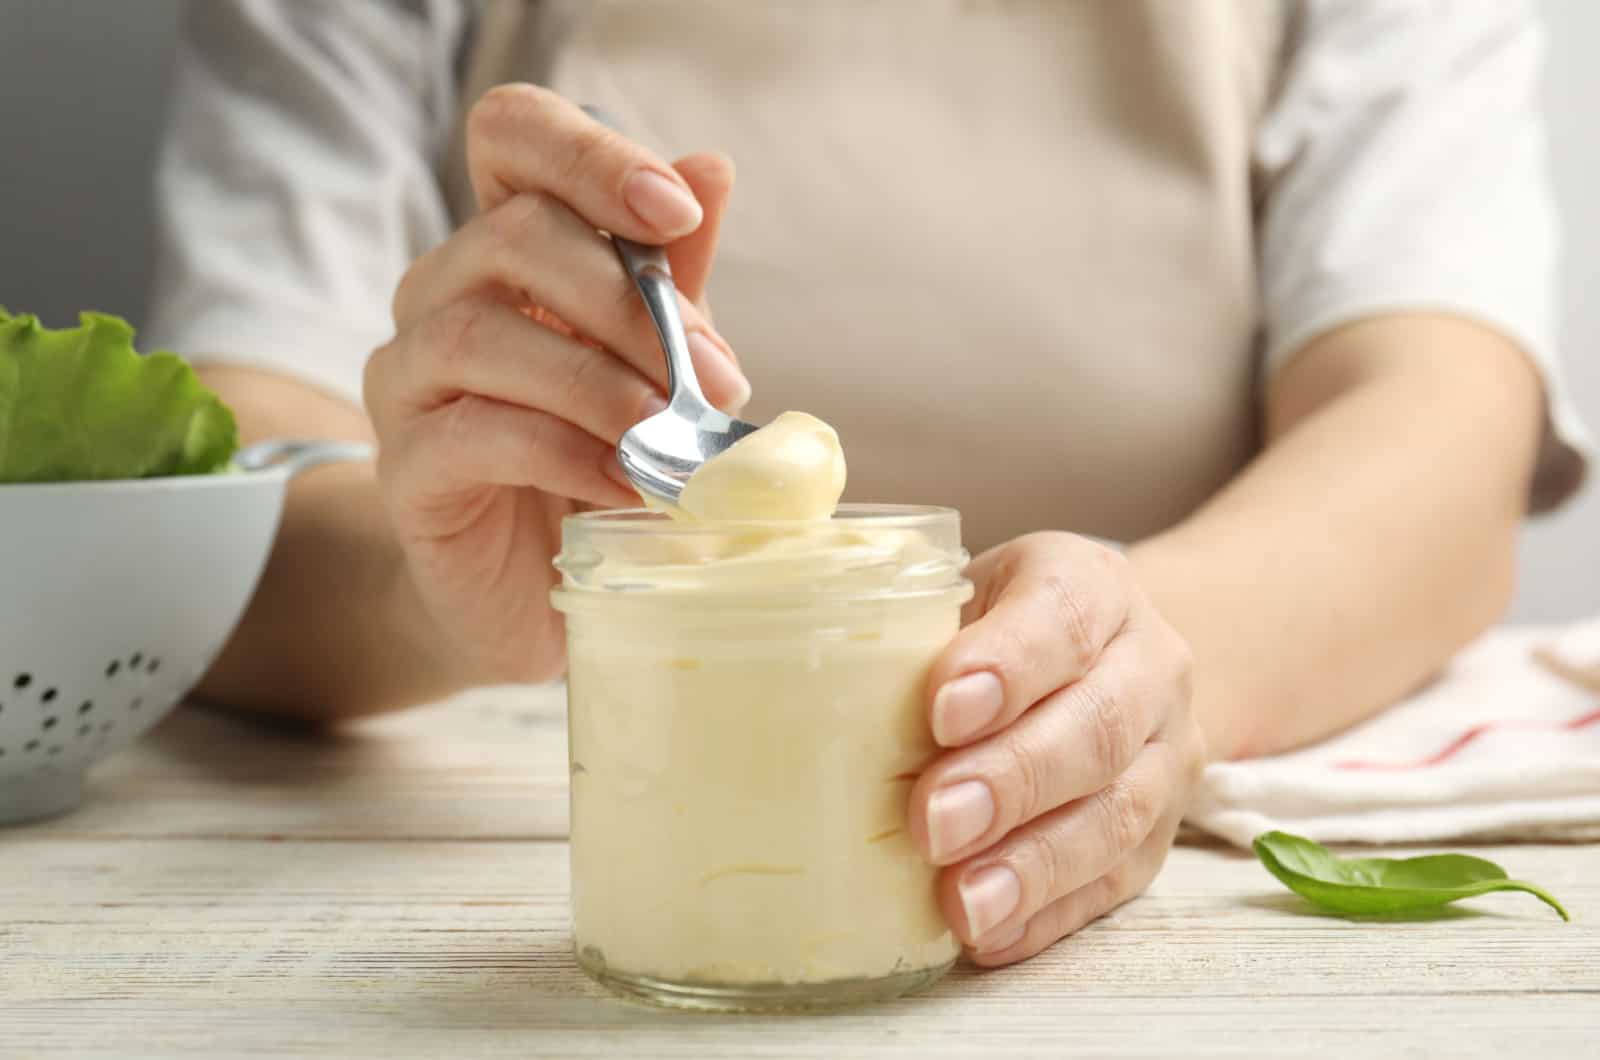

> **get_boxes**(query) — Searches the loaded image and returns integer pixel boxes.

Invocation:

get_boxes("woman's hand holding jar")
[911,532,1204,965]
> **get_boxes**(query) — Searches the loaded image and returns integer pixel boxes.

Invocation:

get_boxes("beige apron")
[446,0,1284,551]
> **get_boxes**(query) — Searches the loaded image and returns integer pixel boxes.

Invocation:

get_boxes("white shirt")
[148,0,1591,524]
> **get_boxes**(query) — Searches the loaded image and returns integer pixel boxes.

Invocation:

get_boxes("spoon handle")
[581,105,708,407]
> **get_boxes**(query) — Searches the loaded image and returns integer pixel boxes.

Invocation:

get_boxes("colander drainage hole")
[78,700,94,716]
[130,653,143,669]
[131,698,143,710]
[106,660,120,678]
[78,723,91,737]
[13,673,30,690]
[40,687,57,704]
[146,658,161,674]
[24,740,39,752]
[41,717,57,731]
[100,722,114,735]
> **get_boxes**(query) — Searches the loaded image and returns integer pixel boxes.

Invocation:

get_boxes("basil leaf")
[1252,830,1569,921]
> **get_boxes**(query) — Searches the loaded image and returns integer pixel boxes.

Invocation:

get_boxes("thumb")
[926,535,1128,746]
[666,151,735,309]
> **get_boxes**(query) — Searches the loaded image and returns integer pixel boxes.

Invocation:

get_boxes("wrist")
[1126,529,1256,762]
[377,553,492,705]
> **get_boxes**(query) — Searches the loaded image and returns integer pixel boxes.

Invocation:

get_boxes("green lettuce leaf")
[0,308,237,483]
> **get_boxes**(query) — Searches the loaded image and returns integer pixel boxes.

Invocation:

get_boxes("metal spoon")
[582,106,758,506]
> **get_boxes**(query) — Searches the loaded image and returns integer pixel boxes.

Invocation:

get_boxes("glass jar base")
[577,947,954,1012]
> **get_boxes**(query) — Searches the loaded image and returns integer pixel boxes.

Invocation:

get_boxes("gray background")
[1,0,1595,621]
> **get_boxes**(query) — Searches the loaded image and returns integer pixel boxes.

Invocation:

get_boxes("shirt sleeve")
[145,0,470,408]
[1258,0,1590,512]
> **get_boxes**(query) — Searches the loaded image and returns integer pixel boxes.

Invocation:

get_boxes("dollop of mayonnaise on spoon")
[676,410,847,522]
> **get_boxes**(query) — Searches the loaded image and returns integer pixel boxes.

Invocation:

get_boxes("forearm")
[194,365,474,720]
[1129,315,1544,761]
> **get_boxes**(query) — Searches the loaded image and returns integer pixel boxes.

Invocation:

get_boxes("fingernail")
[926,779,994,862]
[702,326,740,367]
[959,864,1021,939]
[688,330,751,412]
[622,169,703,236]
[975,919,1027,954]
[932,671,1005,746]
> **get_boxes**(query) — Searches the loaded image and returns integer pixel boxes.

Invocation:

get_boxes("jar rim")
[563,503,959,535]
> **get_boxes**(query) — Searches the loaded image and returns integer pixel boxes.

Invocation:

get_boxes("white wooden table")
[5,686,1597,1058]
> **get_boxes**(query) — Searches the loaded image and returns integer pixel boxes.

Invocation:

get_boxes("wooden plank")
[3,839,1594,1058]
[11,680,1599,1055]
[29,685,572,840]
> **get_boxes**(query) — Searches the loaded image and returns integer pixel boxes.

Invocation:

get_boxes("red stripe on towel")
[1334,707,1600,772]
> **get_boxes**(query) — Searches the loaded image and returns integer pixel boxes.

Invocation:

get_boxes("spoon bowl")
[582,106,759,505]
[602,193,759,506]
[620,397,758,505]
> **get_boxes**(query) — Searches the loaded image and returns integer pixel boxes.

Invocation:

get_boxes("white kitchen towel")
[1187,618,1600,848]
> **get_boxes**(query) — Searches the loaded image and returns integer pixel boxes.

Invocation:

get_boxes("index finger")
[928,533,1129,748]
[467,83,703,241]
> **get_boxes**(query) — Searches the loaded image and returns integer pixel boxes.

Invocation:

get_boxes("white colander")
[0,440,371,825]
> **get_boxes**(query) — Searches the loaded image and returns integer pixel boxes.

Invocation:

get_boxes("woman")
[148,0,1588,964]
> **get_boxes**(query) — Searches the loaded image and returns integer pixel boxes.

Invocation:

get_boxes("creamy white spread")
[561,411,962,986]
[677,410,847,522]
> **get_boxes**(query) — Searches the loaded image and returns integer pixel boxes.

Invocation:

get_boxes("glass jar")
[550,505,972,1011]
